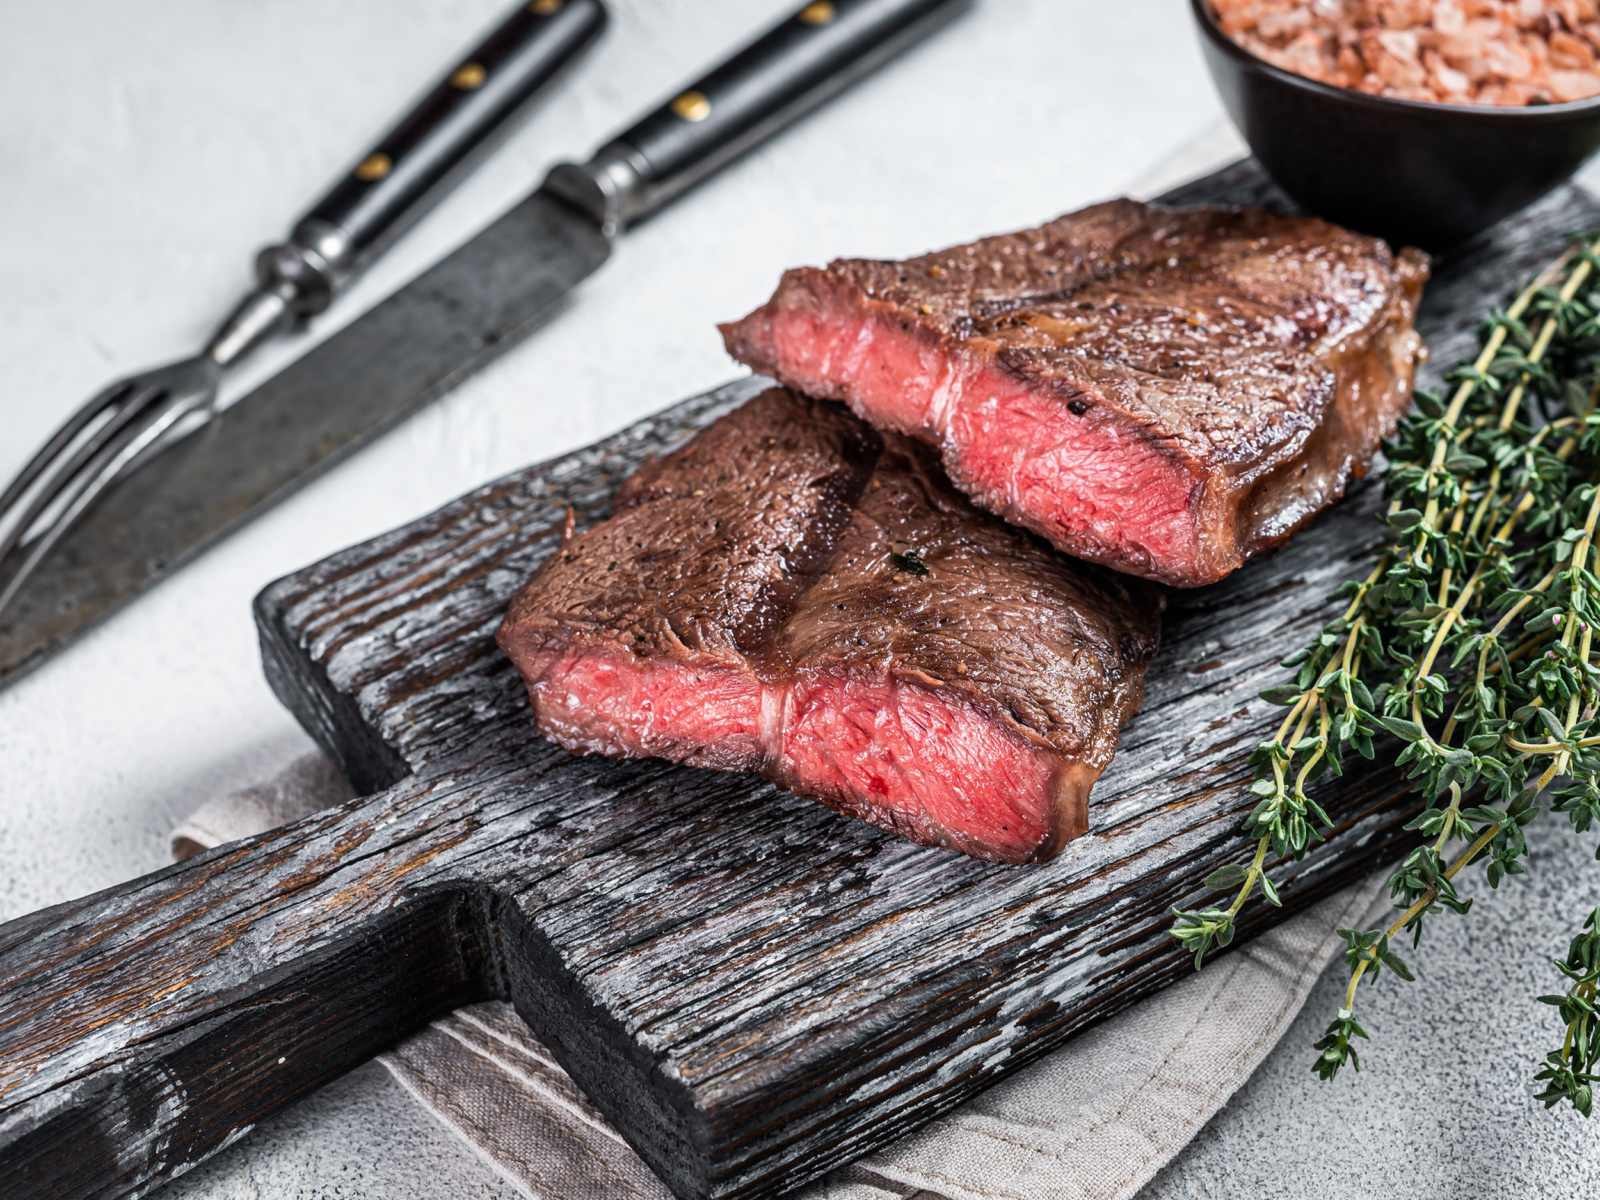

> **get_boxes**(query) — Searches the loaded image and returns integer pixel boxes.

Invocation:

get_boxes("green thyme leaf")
[1204,864,1250,890]
[889,541,928,576]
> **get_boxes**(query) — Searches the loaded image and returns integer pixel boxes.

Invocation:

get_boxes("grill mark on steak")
[497,388,1163,864]
[719,198,1429,587]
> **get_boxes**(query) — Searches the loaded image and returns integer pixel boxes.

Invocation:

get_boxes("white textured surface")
[1141,813,1600,1200]
[22,3,1598,1199]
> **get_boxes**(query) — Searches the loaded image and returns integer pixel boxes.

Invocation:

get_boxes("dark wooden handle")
[0,787,507,1200]
[610,0,967,223]
[304,0,606,268]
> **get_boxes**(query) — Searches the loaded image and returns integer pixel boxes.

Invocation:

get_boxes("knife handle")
[259,0,607,318]
[544,0,968,237]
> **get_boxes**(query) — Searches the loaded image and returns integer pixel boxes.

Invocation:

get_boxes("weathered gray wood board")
[1,164,1595,1200]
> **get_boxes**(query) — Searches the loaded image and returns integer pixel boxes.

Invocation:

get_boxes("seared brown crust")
[771,436,1157,767]
[512,390,881,663]
[497,388,1164,862]
[721,198,1429,586]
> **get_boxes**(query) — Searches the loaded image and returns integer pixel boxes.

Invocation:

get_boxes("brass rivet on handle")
[530,0,563,13]
[450,62,487,89]
[355,152,392,181]
[671,90,712,121]
[798,1,836,24]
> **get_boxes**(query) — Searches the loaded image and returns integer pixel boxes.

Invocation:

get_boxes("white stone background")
[3,1,1599,1197]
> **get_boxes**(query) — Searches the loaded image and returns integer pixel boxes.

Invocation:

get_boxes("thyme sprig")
[1170,233,1600,1112]
[1535,907,1600,1115]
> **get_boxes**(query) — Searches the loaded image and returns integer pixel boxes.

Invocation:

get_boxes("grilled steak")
[497,388,1163,864]
[720,199,1429,587]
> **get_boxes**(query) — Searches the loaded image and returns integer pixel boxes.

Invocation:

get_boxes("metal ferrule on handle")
[208,0,608,365]
[543,0,967,238]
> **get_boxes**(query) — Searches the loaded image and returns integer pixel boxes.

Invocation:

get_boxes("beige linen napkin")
[174,752,1383,1200]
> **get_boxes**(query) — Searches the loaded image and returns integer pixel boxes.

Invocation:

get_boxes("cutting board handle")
[0,790,501,1200]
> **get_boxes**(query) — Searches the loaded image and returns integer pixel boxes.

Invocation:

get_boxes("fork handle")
[259,0,606,318]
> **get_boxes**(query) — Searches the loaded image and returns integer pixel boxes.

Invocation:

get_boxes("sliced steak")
[497,388,1163,864]
[720,198,1429,587]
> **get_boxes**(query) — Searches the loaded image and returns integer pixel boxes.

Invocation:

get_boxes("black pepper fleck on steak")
[720,198,1429,587]
[496,388,1163,864]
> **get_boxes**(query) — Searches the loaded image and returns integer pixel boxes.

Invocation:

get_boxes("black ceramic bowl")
[1192,0,1600,248]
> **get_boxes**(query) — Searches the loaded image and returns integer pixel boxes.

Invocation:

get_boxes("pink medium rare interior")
[527,647,764,770]
[524,646,1067,860]
[759,305,1206,579]
[779,673,1065,861]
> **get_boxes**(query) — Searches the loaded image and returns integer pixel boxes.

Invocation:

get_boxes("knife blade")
[0,0,968,691]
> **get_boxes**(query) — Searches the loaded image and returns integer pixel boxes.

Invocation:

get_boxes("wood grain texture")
[2,164,1596,1200]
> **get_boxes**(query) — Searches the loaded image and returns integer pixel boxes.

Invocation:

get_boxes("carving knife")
[0,0,968,691]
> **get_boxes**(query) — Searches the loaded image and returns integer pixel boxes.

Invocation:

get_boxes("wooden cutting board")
[1,163,1594,1200]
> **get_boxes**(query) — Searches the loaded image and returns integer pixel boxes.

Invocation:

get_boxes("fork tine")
[0,381,170,568]
[0,378,139,518]
[0,387,211,620]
